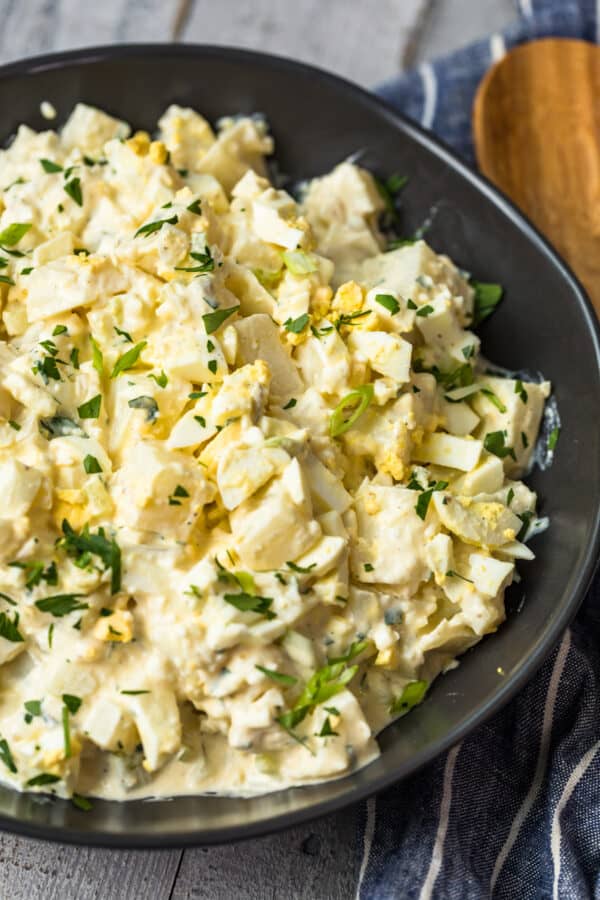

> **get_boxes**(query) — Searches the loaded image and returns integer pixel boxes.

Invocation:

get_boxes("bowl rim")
[0,41,599,849]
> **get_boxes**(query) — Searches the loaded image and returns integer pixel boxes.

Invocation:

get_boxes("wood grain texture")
[181,0,427,86]
[171,809,360,900]
[0,831,183,900]
[474,38,600,313]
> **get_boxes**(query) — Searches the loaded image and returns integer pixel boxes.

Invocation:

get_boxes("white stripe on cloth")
[418,743,462,900]
[551,740,600,900]
[418,62,438,130]
[356,797,376,899]
[490,628,572,895]
[489,33,506,63]
[519,0,534,17]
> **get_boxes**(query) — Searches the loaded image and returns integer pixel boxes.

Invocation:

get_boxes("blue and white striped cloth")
[356,3,600,897]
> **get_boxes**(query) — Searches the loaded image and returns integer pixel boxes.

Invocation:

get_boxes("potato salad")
[0,103,550,802]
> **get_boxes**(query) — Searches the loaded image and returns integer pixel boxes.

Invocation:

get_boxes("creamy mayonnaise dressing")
[0,103,551,802]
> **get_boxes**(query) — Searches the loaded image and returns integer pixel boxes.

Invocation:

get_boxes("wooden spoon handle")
[473,38,600,314]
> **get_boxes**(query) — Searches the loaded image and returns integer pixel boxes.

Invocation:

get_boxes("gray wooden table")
[0,1,516,896]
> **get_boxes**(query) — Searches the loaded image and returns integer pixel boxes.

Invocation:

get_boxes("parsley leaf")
[202,305,239,335]
[0,611,24,642]
[484,430,516,460]
[223,593,275,620]
[35,594,89,617]
[62,694,82,714]
[175,248,214,274]
[77,394,102,419]
[111,341,147,377]
[284,313,309,334]
[415,480,448,520]
[186,199,202,215]
[26,773,60,787]
[375,293,400,315]
[114,326,133,343]
[134,214,178,238]
[471,281,503,326]
[60,520,121,594]
[0,738,17,773]
[40,158,63,173]
[83,454,102,474]
[128,395,158,422]
[64,177,83,206]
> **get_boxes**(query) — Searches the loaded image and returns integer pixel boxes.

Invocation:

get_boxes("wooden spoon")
[473,38,600,314]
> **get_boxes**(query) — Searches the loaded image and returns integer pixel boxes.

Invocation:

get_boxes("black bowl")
[1,44,599,847]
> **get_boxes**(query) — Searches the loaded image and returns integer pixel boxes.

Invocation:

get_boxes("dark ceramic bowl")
[1,44,599,847]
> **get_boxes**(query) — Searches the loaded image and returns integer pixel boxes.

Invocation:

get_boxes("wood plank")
[0,831,182,900]
[171,807,360,900]
[181,0,427,86]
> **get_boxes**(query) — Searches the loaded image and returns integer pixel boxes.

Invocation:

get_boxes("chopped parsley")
[60,520,121,594]
[283,398,297,409]
[8,420,20,431]
[521,431,529,448]
[40,158,63,173]
[374,293,400,315]
[64,177,83,206]
[507,488,515,506]
[135,214,178,237]
[70,346,80,369]
[128,395,158,422]
[33,354,62,382]
[26,773,60,787]
[169,484,190,505]
[284,313,309,334]
[52,324,68,336]
[186,199,202,215]
[0,738,17,773]
[114,326,133,343]
[62,694,82,714]
[471,281,503,326]
[223,592,275,620]
[484,430,516,460]
[120,689,151,695]
[24,699,42,724]
[364,563,374,572]
[0,611,24,643]
[40,415,86,439]
[277,650,361,735]
[202,304,239,334]
[208,359,218,375]
[111,341,147,377]
[317,716,338,737]
[194,415,206,428]
[414,480,448,520]
[407,298,417,309]
[480,388,507,414]
[35,594,89,617]
[72,793,93,811]
[175,248,214,274]
[515,379,528,403]
[77,394,102,419]
[286,561,316,574]
[83,454,102,474]
[415,304,434,318]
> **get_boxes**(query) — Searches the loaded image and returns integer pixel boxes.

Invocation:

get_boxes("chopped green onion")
[329,385,374,437]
